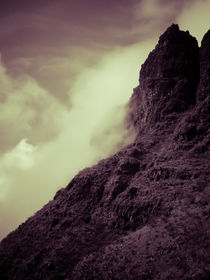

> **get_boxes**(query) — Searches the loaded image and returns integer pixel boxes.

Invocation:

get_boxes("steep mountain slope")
[0,24,209,280]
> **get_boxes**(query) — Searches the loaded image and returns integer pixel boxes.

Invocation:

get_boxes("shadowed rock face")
[129,24,200,130]
[0,24,209,280]
[197,30,210,101]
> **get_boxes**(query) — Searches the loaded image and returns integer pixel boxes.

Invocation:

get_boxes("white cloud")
[3,139,37,170]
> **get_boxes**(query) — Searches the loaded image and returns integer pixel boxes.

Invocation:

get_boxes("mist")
[0,41,154,240]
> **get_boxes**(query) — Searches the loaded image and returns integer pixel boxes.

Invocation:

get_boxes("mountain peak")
[166,23,179,30]
[158,23,194,46]
[158,23,180,43]
[128,25,200,131]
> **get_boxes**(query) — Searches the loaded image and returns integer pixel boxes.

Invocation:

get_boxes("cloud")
[0,139,37,202]
[3,139,37,170]
[0,40,154,240]
[178,0,210,44]
[0,177,10,201]
[8,48,106,103]
[0,57,66,153]
[133,0,181,36]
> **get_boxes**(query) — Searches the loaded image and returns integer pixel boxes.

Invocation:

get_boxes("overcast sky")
[0,0,209,240]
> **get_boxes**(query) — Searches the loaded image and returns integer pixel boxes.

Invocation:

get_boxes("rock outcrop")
[197,30,210,101]
[128,24,200,131]
[0,24,209,280]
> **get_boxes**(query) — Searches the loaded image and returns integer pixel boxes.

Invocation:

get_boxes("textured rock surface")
[197,30,210,101]
[128,24,200,131]
[0,24,209,280]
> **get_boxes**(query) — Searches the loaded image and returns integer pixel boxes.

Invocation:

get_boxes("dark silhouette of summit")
[0,24,209,280]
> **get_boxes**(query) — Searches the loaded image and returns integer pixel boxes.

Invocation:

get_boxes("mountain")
[0,24,209,280]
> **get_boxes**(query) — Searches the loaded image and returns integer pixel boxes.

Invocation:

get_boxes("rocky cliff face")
[197,30,210,101]
[128,24,200,131]
[0,24,209,280]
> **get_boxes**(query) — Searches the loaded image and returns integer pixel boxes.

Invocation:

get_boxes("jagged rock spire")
[129,24,200,130]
